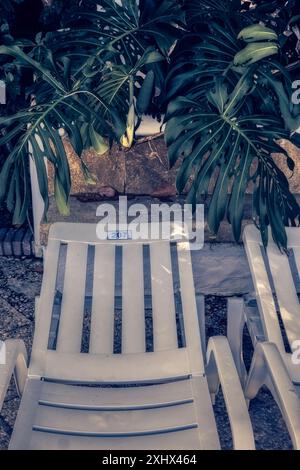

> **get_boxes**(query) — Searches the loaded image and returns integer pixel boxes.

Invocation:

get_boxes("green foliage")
[165,0,300,249]
[0,0,184,224]
[1,0,300,250]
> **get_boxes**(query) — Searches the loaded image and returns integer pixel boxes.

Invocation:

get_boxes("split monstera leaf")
[164,17,300,250]
[234,24,279,66]
[0,0,183,223]
[0,0,300,251]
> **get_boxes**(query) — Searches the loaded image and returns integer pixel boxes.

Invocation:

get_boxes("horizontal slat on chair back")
[244,225,300,354]
[48,222,189,245]
[32,348,191,384]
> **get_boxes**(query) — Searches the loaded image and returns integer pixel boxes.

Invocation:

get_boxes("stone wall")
[39,136,300,249]
[46,137,300,198]
[47,137,180,198]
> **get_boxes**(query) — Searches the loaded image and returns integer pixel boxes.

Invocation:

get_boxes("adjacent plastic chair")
[227,224,300,449]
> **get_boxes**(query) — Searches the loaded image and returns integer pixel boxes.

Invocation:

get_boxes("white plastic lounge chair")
[228,224,300,385]
[0,222,255,450]
[227,224,300,448]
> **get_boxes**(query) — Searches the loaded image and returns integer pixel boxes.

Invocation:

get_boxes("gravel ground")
[0,256,293,450]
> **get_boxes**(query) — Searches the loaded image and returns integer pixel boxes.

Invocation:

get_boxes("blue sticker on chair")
[107,231,132,240]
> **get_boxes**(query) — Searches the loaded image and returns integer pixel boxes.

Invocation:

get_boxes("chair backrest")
[29,223,205,383]
[243,224,300,356]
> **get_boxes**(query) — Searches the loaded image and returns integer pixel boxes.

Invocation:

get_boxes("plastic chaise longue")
[0,222,299,449]
[227,224,300,448]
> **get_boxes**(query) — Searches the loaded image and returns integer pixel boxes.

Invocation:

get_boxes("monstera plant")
[0,0,184,222]
[165,0,300,249]
[0,0,300,250]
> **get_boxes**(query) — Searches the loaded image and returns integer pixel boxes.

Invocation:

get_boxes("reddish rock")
[150,184,177,198]
[75,187,118,202]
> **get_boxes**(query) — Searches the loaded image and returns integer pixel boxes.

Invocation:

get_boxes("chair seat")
[9,376,220,450]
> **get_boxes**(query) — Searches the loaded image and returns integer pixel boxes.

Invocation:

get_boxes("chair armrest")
[206,336,255,450]
[244,342,300,450]
[0,340,28,412]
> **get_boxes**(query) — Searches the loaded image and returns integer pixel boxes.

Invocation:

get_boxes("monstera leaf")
[1,0,300,248]
[45,0,184,122]
[0,43,112,223]
[185,0,297,29]
[0,0,183,224]
[165,12,300,249]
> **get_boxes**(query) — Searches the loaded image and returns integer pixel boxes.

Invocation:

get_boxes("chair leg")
[227,297,247,387]
[35,296,40,322]
[244,342,300,449]
[206,337,255,449]
[196,294,206,359]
